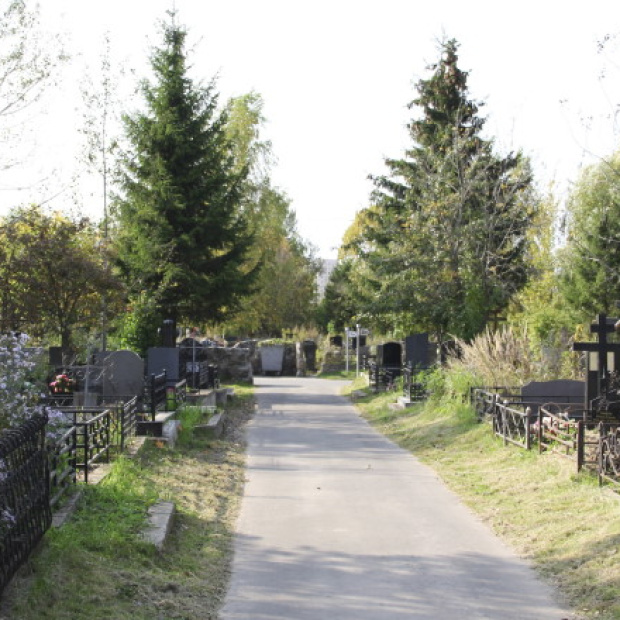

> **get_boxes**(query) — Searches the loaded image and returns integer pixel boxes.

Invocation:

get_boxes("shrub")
[451,326,544,388]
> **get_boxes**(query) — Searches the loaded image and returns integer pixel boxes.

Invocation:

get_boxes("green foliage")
[114,14,255,326]
[0,205,123,349]
[507,190,578,376]
[316,259,359,333]
[117,293,163,357]
[558,151,620,322]
[219,95,320,336]
[345,39,538,341]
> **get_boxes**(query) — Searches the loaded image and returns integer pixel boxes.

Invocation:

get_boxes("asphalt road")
[219,376,576,620]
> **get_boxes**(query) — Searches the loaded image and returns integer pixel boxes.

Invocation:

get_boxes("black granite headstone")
[161,319,177,348]
[404,333,429,369]
[147,347,180,382]
[303,340,317,372]
[376,342,402,367]
[330,335,343,348]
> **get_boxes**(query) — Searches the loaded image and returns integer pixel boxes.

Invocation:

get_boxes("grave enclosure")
[1,322,247,596]
[472,312,620,486]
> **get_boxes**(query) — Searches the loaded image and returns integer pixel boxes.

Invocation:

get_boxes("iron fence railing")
[599,423,620,486]
[0,415,51,595]
[402,365,427,402]
[536,404,592,471]
[75,409,112,484]
[48,424,77,510]
[493,400,534,450]
[367,362,398,392]
[146,371,167,421]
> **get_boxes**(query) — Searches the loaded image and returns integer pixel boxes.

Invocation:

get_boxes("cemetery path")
[219,376,576,620]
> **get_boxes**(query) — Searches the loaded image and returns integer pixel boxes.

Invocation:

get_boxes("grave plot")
[472,312,620,485]
[368,341,402,392]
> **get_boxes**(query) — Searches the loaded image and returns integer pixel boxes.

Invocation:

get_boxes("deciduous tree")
[0,205,122,349]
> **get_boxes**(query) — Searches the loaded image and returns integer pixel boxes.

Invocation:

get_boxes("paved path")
[220,376,575,619]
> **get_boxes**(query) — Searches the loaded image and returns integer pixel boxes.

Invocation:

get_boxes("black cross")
[573,313,620,395]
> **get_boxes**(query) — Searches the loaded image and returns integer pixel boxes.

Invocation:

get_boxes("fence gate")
[0,415,51,595]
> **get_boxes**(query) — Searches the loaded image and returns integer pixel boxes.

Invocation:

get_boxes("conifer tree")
[359,39,536,340]
[114,13,255,336]
[559,151,620,321]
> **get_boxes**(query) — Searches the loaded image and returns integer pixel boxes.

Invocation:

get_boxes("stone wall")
[206,347,253,383]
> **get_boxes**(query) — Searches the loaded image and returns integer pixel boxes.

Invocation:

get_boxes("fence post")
[83,424,89,485]
[119,401,125,452]
[150,373,156,421]
[598,422,604,486]
[525,407,532,451]
[538,408,543,453]
[577,420,584,472]
[105,410,111,464]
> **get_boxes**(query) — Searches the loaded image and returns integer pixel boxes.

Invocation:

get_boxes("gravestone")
[147,347,181,383]
[296,342,306,377]
[206,346,253,383]
[376,341,402,368]
[520,379,585,415]
[330,335,343,348]
[349,335,367,351]
[179,337,209,388]
[260,345,285,375]
[95,350,145,404]
[161,319,177,347]
[302,340,317,372]
[49,346,64,367]
[404,333,429,369]
[573,313,620,414]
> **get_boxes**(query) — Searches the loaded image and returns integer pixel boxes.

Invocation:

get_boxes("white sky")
[3,0,620,258]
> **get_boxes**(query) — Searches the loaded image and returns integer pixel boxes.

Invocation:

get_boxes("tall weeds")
[451,326,551,388]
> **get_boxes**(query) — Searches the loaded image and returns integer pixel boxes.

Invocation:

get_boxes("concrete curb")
[140,500,175,551]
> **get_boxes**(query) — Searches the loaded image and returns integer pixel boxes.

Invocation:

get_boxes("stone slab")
[186,389,216,408]
[141,500,175,551]
[195,411,226,438]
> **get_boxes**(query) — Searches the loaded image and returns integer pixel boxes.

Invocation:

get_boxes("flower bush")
[0,334,68,545]
[49,373,76,394]
[0,333,65,434]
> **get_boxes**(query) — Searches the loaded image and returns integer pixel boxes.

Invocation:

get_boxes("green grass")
[0,384,255,620]
[349,379,620,620]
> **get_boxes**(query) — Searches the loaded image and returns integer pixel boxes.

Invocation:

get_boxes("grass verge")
[0,384,255,620]
[346,378,620,620]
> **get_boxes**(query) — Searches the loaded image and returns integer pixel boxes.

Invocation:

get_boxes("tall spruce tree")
[114,13,254,336]
[359,39,536,340]
[559,151,620,321]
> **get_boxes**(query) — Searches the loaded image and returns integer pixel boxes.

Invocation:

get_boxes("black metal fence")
[402,366,428,402]
[471,386,620,485]
[48,424,76,510]
[367,362,397,392]
[0,415,51,595]
[184,362,220,390]
[146,371,167,420]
